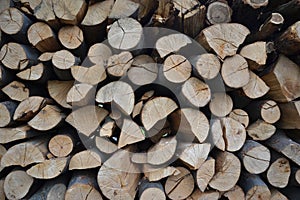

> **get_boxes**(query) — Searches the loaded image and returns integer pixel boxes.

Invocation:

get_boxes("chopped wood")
[132,101,144,118]
[267,157,291,188]
[48,80,74,109]
[66,83,94,106]
[95,136,118,154]
[109,0,139,19]
[270,188,289,200]
[118,118,145,148]
[87,43,112,65]
[71,64,106,85]
[107,51,133,78]
[138,179,166,200]
[276,21,300,55]
[209,93,233,117]
[2,81,29,102]
[39,52,54,62]
[196,157,215,192]
[259,100,281,124]
[247,120,276,141]
[222,185,245,200]
[0,101,17,127]
[0,125,38,144]
[243,0,269,9]
[69,149,101,170]
[99,120,115,137]
[144,166,180,181]
[58,25,85,54]
[0,145,6,173]
[48,134,74,157]
[131,152,147,164]
[207,1,232,25]
[240,41,267,70]
[187,190,220,200]
[277,101,300,129]
[243,71,270,99]
[194,53,221,80]
[0,0,10,14]
[152,0,175,26]
[229,109,249,128]
[16,63,50,82]
[0,179,5,200]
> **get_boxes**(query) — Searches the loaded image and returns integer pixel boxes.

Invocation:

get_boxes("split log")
[164,166,194,200]
[209,151,241,192]
[71,64,106,85]
[196,23,250,59]
[87,43,112,65]
[0,0,10,14]
[66,83,94,107]
[0,8,32,43]
[239,140,271,174]
[222,185,245,200]
[0,145,6,173]
[240,41,267,70]
[277,101,300,129]
[261,55,300,102]
[16,63,51,83]
[196,157,215,192]
[144,166,180,181]
[96,81,135,116]
[0,101,17,127]
[69,149,101,170]
[194,53,221,80]
[66,105,108,137]
[152,0,175,27]
[267,157,291,188]
[106,51,133,78]
[138,179,166,200]
[27,157,69,179]
[47,80,74,109]
[243,0,269,9]
[39,52,54,62]
[118,118,145,148]
[229,109,249,128]
[33,0,59,29]
[209,93,233,117]
[27,22,61,52]
[65,172,103,200]
[242,71,270,99]
[270,188,289,200]
[2,81,29,102]
[0,125,38,144]
[109,0,139,19]
[266,131,300,166]
[239,172,271,200]
[99,120,115,137]
[207,1,232,25]
[181,77,211,107]
[4,170,34,200]
[187,190,220,200]
[107,18,143,50]
[0,42,39,70]
[95,136,118,154]
[247,120,276,140]
[132,0,157,24]
[48,134,74,157]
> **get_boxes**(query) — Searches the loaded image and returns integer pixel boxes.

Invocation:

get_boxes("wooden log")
[247,120,276,140]
[243,0,269,9]
[181,77,211,107]
[207,1,232,25]
[0,0,10,14]
[48,80,74,109]
[209,93,233,117]
[138,179,166,200]
[0,125,39,144]
[109,0,139,19]
[196,23,250,59]
[33,0,60,29]
[66,83,94,107]
[270,188,289,200]
[229,109,249,128]
[2,81,29,102]
[96,81,135,116]
[0,145,6,173]
[66,105,108,137]
[39,52,54,62]
[239,172,271,200]
[0,101,17,127]
[99,120,115,137]
[132,0,157,24]
[95,136,118,154]
[48,134,74,157]
[194,53,221,80]
[107,18,143,50]
[28,105,64,131]
[196,157,215,192]
[4,170,34,200]
[144,166,180,181]
[69,149,102,170]
[240,41,267,70]
[16,63,52,83]
[0,42,39,70]
[261,55,300,102]
[239,140,271,174]
[27,157,69,179]
[164,167,194,200]
[27,22,61,52]
[152,0,175,27]
[277,101,300,129]
[0,64,13,87]
[0,179,4,200]
[0,7,32,43]
[147,136,177,165]
[71,64,106,85]
[266,131,300,166]
[209,151,241,192]
[222,185,245,200]
[106,51,133,78]
[267,157,291,188]
[242,71,270,99]
[128,55,158,85]
[65,172,103,200]
[118,118,145,148]
[187,190,220,200]
[87,43,112,65]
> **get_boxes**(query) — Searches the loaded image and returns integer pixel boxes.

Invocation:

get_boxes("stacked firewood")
[0,0,300,199]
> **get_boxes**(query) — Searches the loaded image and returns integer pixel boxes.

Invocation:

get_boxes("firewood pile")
[0,0,300,199]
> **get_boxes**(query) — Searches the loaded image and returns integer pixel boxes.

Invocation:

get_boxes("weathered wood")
[48,134,74,157]
[0,125,39,144]
[0,0,10,14]
[267,157,291,188]
[109,0,139,19]
[152,0,175,27]
[0,145,6,173]
[2,81,29,102]
[69,149,101,170]
[87,43,112,65]
[48,80,73,109]
[242,71,270,99]
[95,136,118,154]
[66,83,94,107]
[99,120,115,137]
[0,64,13,87]
[138,179,166,200]
[207,1,232,25]
[118,118,145,148]
[107,51,133,78]
[194,53,221,80]
[187,190,220,200]
[33,0,59,29]
[276,21,300,55]
[16,63,52,83]
[277,101,300,129]
[229,109,249,128]
[222,185,245,200]
[144,166,180,182]
[0,179,5,200]
[0,101,17,127]
[243,0,269,9]
[196,157,215,192]
[270,188,289,200]
[247,120,276,141]
[71,64,106,85]
[240,41,267,70]
[209,93,233,117]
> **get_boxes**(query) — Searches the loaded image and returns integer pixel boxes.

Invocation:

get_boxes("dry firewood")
[47,80,73,109]
[165,166,194,200]
[0,0,10,13]
[141,97,177,130]
[207,1,232,25]
[147,136,177,165]
[266,131,300,166]
[109,0,139,19]
[65,172,103,200]
[267,157,291,188]
[247,120,276,140]
[196,23,250,59]
[229,109,249,128]
[276,21,300,55]
[95,136,118,154]
[0,8,32,43]
[81,0,113,44]
[16,63,51,83]
[277,101,300,129]
[0,101,17,127]
[240,41,267,70]
[0,64,13,87]
[97,149,140,199]
[69,149,102,170]
[222,185,245,200]
[194,53,221,80]
[131,152,147,164]
[211,117,246,152]
[71,64,106,85]
[144,166,180,181]
[0,179,4,200]
[209,151,241,192]
[27,22,61,52]
[48,134,74,157]
[28,105,64,131]
[0,125,39,144]
[87,43,112,65]
[152,0,175,27]
[163,54,192,83]
[128,55,158,85]
[2,81,29,102]
[132,101,144,118]
[196,157,215,192]
[181,77,211,107]
[118,118,145,148]
[4,170,34,200]
[66,83,94,106]
[242,71,270,99]
[243,0,269,9]
[106,51,133,78]
[221,54,250,88]
[99,120,115,137]
[132,0,157,24]
[171,108,209,143]
[52,50,80,80]
[108,18,143,50]
[138,179,166,200]
[239,140,271,174]
[66,105,108,137]
[0,145,6,173]
[209,93,233,117]
[0,42,39,70]
[33,0,59,29]
[270,188,289,200]
[27,157,69,179]
[187,189,220,200]
[262,55,300,102]
[38,52,54,62]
